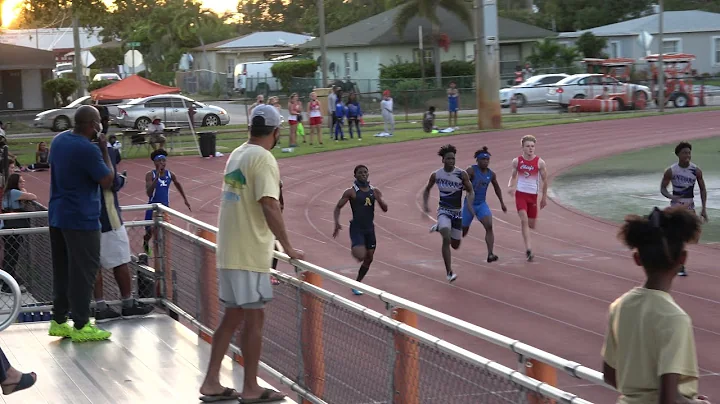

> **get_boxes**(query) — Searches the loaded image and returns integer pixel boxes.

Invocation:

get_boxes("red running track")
[23,111,720,402]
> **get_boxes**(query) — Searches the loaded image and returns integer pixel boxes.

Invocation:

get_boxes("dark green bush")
[271,60,318,92]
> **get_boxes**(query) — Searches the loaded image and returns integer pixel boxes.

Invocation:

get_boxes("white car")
[546,73,651,109]
[500,74,569,107]
[93,73,121,82]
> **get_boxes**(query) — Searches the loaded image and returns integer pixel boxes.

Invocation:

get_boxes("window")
[609,41,621,58]
[343,53,351,77]
[662,38,682,54]
[227,58,235,75]
[713,36,720,65]
[353,52,358,72]
[499,44,520,75]
[413,49,434,65]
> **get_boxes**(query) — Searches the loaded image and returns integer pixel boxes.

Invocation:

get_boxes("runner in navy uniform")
[423,144,475,282]
[333,165,388,295]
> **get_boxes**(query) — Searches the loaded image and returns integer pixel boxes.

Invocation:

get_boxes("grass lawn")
[552,136,720,243]
[9,106,720,167]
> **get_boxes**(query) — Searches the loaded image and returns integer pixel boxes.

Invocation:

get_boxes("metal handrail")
[156,205,609,391]
[4,205,609,392]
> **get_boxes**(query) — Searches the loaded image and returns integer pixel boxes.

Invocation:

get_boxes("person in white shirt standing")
[380,90,394,135]
[199,104,304,403]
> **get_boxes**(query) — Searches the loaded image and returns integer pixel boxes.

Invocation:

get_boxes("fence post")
[391,308,420,404]
[196,228,218,345]
[300,271,326,403]
[525,359,558,404]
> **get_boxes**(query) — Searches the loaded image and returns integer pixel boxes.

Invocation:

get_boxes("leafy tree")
[91,47,124,69]
[43,78,79,106]
[393,0,473,87]
[575,32,608,59]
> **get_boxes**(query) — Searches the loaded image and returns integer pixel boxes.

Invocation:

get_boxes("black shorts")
[349,228,376,250]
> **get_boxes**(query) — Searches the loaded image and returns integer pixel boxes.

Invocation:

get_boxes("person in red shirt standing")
[507,135,548,261]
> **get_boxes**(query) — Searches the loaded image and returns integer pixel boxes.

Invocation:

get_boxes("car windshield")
[519,76,543,87]
[63,96,91,108]
[555,75,584,85]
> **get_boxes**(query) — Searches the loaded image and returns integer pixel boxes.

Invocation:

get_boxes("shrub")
[271,60,317,92]
[43,78,79,106]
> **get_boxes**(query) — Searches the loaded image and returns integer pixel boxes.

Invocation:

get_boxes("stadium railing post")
[196,227,218,346]
[300,271,326,403]
[525,358,558,404]
[391,307,420,404]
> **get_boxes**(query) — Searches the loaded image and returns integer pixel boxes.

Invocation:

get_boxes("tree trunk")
[432,23,442,88]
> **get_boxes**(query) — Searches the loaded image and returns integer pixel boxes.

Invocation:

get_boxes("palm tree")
[393,0,472,87]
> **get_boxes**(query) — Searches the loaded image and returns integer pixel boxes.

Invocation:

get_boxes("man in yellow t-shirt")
[199,104,304,403]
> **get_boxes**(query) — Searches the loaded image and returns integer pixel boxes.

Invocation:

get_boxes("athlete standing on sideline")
[143,149,192,254]
[507,135,548,262]
[332,165,388,295]
[462,146,507,262]
[660,141,708,277]
[424,144,475,282]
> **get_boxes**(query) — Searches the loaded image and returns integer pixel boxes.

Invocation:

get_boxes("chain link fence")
[159,208,593,404]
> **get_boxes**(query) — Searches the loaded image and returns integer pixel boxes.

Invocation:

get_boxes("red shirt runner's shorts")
[515,155,540,219]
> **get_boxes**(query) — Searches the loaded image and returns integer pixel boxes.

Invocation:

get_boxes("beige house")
[300,6,555,91]
[189,31,315,77]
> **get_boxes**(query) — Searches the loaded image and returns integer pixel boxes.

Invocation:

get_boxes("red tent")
[90,75,181,101]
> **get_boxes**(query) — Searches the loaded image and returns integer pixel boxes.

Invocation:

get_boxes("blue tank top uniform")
[462,165,493,226]
[448,90,459,112]
[144,169,172,221]
[349,180,377,250]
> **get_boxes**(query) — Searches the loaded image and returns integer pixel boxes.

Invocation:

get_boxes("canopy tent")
[90,75,180,101]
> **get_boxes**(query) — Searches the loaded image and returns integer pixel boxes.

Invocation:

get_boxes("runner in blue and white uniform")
[461,146,507,263]
[423,144,474,282]
[660,141,708,277]
[143,149,192,254]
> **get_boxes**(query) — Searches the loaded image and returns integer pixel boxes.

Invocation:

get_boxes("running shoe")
[121,301,155,319]
[678,265,687,277]
[48,320,73,338]
[446,272,457,283]
[351,289,363,295]
[526,250,534,262]
[429,224,438,233]
[70,323,111,342]
[487,254,499,263]
[94,307,122,323]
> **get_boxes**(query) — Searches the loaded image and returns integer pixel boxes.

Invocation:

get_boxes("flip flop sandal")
[239,388,286,403]
[3,372,36,395]
[199,387,240,402]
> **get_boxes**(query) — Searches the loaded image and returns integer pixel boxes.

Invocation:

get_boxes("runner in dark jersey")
[333,165,388,295]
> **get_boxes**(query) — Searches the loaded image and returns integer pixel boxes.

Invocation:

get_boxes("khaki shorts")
[218,269,273,309]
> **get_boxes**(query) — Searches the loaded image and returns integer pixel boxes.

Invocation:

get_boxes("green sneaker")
[48,320,73,338]
[70,323,111,342]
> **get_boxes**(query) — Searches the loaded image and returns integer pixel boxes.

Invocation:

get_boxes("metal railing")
[0,204,606,403]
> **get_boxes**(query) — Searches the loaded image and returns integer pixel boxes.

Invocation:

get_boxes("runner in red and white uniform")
[507,135,548,261]
[287,93,301,147]
[307,92,324,145]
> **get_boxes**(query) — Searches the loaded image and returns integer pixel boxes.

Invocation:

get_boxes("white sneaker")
[446,273,457,282]
[429,224,438,233]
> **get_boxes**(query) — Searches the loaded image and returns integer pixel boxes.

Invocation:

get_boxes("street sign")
[127,42,141,48]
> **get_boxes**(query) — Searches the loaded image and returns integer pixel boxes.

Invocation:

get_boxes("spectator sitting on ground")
[423,106,437,133]
[147,116,166,151]
[28,142,50,171]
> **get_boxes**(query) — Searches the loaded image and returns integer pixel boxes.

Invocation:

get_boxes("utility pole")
[657,0,665,112]
[474,0,502,129]
[72,12,84,98]
[318,0,328,87]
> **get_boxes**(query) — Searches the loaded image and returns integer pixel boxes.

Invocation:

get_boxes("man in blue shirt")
[47,105,116,342]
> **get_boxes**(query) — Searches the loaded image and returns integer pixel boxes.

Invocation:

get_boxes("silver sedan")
[32,96,124,131]
[115,94,230,130]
